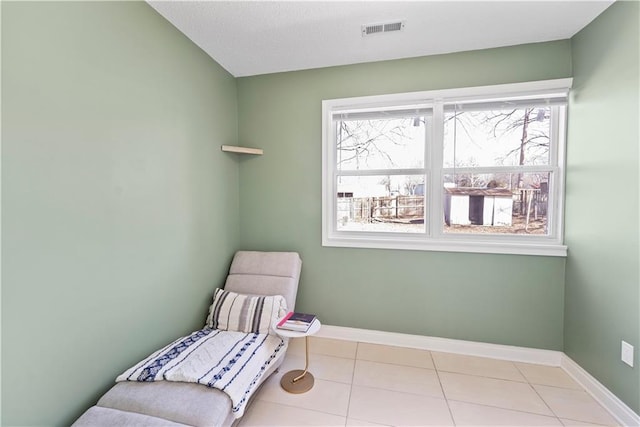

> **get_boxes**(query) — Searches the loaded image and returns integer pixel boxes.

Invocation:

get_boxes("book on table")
[277,311,317,332]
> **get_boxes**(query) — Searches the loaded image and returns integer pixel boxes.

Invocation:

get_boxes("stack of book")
[276,312,317,332]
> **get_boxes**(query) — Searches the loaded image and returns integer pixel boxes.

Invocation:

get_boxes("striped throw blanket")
[116,327,287,418]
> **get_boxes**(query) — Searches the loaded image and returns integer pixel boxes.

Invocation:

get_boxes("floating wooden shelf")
[221,145,263,155]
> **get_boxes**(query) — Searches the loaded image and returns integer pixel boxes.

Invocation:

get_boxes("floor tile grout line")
[433,351,458,426]
[257,373,352,418]
[438,356,555,423]
[344,342,359,426]
[530,385,619,426]
[436,368,530,383]
[437,367,595,394]
[354,345,590,390]
[558,416,609,426]
[303,336,358,360]
[436,369,558,418]
[261,343,354,420]
[356,358,438,376]
[513,361,586,390]
[254,398,350,421]
[528,382,585,391]
[514,361,567,425]
[351,362,449,399]
[530,380,566,422]
[434,358,596,392]
[350,382,450,400]
[286,337,618,427]
[445,397,569,420]
[355,358,438,370]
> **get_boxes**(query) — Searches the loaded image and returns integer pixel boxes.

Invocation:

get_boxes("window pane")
[336,116,426,171]
[443,107,551,168]
[443,172,551,235]
[336,175,425,233]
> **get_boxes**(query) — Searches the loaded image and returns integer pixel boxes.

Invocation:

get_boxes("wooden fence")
[337,196,424,223]
[337,191,548,224]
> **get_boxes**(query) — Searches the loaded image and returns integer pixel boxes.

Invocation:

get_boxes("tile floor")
[239,337,620,427]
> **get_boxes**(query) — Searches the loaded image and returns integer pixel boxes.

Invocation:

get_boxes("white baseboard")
[316,324,563,366]
[561,355,640,427]
[316,324,639,426]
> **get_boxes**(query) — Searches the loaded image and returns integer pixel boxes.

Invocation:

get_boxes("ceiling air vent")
[362,21,405,37]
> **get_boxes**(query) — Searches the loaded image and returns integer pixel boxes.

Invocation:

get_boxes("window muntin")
[322,79,570,256]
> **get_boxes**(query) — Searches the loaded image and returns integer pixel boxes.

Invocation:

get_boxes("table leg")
[280,335,315,393]
[292,335,311,382]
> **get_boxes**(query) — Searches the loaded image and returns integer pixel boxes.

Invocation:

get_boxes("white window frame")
[322,79,571,257]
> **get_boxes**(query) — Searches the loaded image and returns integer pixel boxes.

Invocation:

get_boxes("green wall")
[565,1,640,414]
[1,2,240,425]
[3,1,637,424]
[237,41,571,351]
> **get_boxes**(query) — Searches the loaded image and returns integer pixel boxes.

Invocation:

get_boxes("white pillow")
[206,288,287,334]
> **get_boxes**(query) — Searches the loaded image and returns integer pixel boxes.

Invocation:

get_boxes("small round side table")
[272,317,321,394]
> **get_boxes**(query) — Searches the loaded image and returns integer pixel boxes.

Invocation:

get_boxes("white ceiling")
[147,1,614,77]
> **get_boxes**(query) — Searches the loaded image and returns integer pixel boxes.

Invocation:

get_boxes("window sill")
[323,235,567,257]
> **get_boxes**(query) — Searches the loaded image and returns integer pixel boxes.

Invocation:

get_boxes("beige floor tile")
[286,337,307,354]
[352,359,443,398]
[432,352,526,382]
[449,400,564,426]
[239,400,346,426]
[275,338,620,427]
[280,352,355,384]
[348,385,453,426]
[356,342,434,369]
[439,372,553,416]
[534,385,619,426]
[346,418,391,426]
[515,363,582,389]
[311,337,358,358]
[560,418,609,426]
[287,337,357,359]
[255,373,351,416]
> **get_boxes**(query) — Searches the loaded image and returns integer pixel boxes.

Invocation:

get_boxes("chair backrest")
[224,251,302,311]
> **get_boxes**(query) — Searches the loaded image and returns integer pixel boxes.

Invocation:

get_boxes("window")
[322,79,571,256]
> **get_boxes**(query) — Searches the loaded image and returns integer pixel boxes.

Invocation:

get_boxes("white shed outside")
[445,188,513,227]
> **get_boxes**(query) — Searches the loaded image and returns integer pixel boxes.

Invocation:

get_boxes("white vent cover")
[362,21,405,36]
